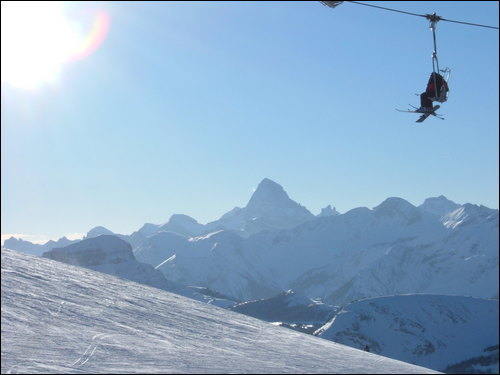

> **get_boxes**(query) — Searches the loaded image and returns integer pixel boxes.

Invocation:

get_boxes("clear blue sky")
[2,1,498,242]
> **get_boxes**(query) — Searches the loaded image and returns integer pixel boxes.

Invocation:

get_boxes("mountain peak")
[247,178,290,208]
[138,223,161,237]
[43,234,135,268]
[208,178,314,236]
[373,197,421,224]
[374,197,416,212]
[159,214,204,237]
[52,234,131,254]
[318,205,340,217]
[85,226,115,239]
[419,196,460,216]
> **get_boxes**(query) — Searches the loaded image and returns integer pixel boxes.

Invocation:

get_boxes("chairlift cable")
[438,17,499,30]
[345,1,499,30]
[346,1,426,19]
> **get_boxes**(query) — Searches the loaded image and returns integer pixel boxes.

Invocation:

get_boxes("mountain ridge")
[314,294,499,373]
[4,178,485,249]
[4,179,497,307]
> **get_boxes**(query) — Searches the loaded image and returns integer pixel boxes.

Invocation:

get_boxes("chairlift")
[426,13,451,103]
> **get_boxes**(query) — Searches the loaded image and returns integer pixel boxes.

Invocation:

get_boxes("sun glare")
[1,1,109,91]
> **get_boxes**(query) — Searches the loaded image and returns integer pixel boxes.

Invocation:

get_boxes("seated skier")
[416,72,449,113]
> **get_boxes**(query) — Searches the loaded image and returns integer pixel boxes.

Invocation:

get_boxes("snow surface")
[231,289,336,322]
[314,294,499,372]
[1,248,440,374]
[42,235,235,308]
[231,290,339,334]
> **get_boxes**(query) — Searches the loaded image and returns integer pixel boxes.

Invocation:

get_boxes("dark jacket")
[426,73,449,96]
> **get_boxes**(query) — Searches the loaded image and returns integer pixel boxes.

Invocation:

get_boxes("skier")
[416,72,449,113]
[363,345,370,352]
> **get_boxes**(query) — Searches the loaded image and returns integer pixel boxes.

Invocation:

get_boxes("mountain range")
[2,178,498,373]
[130,180,498,307]
[3,177,498,307]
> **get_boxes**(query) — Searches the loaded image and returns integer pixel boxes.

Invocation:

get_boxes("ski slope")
[1,248,439,374]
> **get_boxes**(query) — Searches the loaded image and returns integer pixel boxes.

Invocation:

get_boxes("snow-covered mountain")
[203,178,315,236]
[441,203,498,229]
[156,229,279,300]
[4,179,498,309]
[1,248,439,374]
[2,236,78,256]
[133,230,190,267]
[231,289,339,333]
[42,235,178,292]
[152,197,498,305]
[314,294,499,373]
[131,178,315,240]
[158,214,205,237]
[418,195,461,217]
[126,223,162,248]
[77,178,316,244]
[287,202,498,306]
[84,225,116,239]
[84,225,133,245]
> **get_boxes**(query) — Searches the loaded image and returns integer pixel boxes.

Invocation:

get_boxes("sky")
[1,1,499,243]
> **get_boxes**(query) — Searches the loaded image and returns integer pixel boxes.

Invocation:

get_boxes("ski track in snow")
[72,333,112,368]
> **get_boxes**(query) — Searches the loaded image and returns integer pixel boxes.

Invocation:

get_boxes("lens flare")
[1,1,110,90]
[71,11,111,61]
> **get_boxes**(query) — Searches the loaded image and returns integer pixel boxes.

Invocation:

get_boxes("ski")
[396,105,444,122]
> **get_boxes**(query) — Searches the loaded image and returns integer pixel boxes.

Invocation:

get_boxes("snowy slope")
[231,289,336,323]
[314,295,499,373]
[155,229,280,300]
[231,290,339,333]
[1,248,439,374]
[41,235,234,307]
[133,230,189,266]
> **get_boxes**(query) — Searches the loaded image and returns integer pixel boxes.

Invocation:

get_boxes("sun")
[1,1,109,91]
